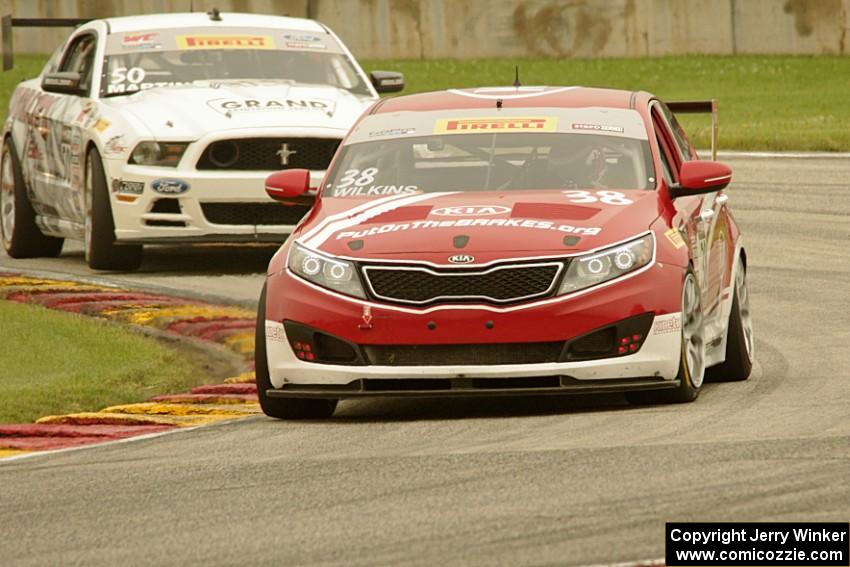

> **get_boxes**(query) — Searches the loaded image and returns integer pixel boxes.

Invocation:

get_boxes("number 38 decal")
[563,190,633,206]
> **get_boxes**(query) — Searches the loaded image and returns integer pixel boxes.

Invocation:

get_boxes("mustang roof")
[374,86,640,114]
[103,12,325,34]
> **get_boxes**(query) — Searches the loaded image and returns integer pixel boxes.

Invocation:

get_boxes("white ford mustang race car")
[0,11,403,270]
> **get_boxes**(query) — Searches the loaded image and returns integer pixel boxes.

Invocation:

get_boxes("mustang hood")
[298,190,664,264]
[104,82,373,138]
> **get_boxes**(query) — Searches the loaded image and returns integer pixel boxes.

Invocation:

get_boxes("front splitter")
[267,375,679,399]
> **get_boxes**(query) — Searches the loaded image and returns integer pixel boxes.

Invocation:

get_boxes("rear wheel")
[0,138,63,258]
[85,149,143,271]
[705,258,753,381]
[627,270,705,405]
[255,284,338,420]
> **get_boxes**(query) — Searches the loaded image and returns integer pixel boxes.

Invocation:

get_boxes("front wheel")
[0,138,63,258]
[255,284,338,420]
[627,269,705,405]
[85,149,143,271]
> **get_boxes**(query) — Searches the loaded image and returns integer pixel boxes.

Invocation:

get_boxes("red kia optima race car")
[255,86,754,419]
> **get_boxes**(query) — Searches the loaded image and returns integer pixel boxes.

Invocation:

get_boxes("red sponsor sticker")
[123,32,158,45]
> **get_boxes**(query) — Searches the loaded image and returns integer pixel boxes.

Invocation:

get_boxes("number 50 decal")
[110,67,146,84]
[563,190,633,206]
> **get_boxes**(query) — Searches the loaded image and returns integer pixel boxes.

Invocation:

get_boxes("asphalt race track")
[1,157,849,566]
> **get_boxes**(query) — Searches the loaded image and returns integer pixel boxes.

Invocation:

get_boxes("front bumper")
[265,317,681,390]
[106,161,321,243]
[263,261,685,394]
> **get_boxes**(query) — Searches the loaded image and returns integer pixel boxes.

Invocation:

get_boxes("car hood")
[296,189,665,264]
[102,82,374,138]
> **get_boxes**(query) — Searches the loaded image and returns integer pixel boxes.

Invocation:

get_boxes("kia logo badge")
[432,205,511,217]
[448,254,474,264]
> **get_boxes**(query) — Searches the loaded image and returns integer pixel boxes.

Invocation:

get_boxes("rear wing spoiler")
[666,99,718,161]
[1,15,91,71]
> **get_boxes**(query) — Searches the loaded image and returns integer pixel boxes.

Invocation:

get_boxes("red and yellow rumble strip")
[0,274,260,458]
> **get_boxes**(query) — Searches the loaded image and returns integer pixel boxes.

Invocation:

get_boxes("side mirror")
[265,169,310,201]
[41,71,85,96]
[369,70,404,93]
[670,160,732,198]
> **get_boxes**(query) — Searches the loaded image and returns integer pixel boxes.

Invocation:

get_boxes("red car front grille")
[361,262,564,305]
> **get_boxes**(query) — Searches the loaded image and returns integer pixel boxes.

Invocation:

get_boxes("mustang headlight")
[559,233,654,294]
[129,141,190,167]
[288,243,366,299]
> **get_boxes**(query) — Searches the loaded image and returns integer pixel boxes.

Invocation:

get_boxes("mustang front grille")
[196,138,341,171]
[362,262,564,305]
[201,202,310,225]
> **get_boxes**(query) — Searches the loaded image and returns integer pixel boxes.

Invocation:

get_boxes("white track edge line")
[699,150,850,159]
[0,415,260,464]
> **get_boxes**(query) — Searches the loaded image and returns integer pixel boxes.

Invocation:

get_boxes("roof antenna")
[513,65,521,88]
[208,7,222,21]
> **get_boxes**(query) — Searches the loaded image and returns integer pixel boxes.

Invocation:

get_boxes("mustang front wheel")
[85,149,143,271]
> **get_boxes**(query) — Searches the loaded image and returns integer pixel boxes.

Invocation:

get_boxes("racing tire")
[705,259,753,382]
[0,138,64,258]
[627,269,705,405]
[85,149,143,271]
[255,284,338,420]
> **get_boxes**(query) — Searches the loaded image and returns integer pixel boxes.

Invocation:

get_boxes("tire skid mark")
[0,272,260,457]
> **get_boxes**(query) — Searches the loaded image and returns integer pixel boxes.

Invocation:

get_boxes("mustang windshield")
[324,132,656,198]
[102,28,370,97]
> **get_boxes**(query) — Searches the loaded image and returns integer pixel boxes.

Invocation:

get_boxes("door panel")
[653,99,730,341]
[27,32,97,225]
[653,101,728,337]
[651,105,702,286]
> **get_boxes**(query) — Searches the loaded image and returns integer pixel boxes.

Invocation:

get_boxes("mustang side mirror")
[41,71,85,95]
[265,169,310,201]
[369,70,404,93]
[669,160,732,198]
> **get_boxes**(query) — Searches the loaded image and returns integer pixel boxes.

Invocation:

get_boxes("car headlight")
[287,243,366,299]
[559,233,654,294]
[128,141,190,167]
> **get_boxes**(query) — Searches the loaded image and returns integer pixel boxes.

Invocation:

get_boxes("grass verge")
[366,55,850,151]
[0,301,208,424]
[4,54,848,150]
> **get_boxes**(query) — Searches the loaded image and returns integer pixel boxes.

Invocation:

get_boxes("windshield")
[325,132,655,198]
[102,28,370,97]
[325,109,655,198]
